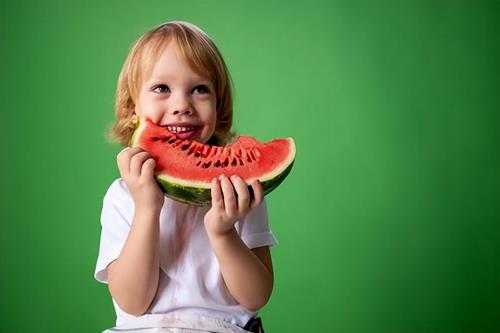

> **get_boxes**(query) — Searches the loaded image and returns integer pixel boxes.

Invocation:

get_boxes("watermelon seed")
[181,142,191,150]
[231,158,238,167]
[196,160,201,166]
[249,150,256,161]
[238,158,244,166]
[151,136,161,142]
[172,141,182,148]
[187,145,196,155]
[194,151,201,157]
[202,145,211,157]
[214,160,221,167]
[202,161,212,168]
[222,157,229,168]
[246,155,252,163]
[209,147,218,157]
[168,137,177,144]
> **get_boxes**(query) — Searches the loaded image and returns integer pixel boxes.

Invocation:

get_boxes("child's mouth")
[167,125,201,140]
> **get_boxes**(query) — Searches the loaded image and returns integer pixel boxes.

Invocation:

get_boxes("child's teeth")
[168,126,196,133]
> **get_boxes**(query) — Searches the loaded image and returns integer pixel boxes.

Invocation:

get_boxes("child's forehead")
[140,38,212,83]
[143,57,211,83]
[148,71,209,83]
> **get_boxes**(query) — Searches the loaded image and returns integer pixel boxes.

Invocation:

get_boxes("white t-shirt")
[94,178,279,328]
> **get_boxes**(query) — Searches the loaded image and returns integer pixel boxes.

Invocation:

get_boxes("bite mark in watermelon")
[129,118,295,206]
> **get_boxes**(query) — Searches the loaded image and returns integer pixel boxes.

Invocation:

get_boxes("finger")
[250,179,264,209]
[211,177,224,210]
[230,175,250,213]
[219,175,237,217]
[141,157,157,180]
[117,147,143,176]
[130,151,151,178]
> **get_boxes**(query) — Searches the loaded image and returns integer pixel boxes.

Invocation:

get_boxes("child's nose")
[172,109,193,116]
[170,92,193,116]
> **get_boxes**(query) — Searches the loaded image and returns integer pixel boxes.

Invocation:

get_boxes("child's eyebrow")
[149,76,211,84]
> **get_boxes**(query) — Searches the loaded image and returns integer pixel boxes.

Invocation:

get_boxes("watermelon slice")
[129,118,295,206]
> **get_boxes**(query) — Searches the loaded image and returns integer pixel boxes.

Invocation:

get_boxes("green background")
[2,1,500,332]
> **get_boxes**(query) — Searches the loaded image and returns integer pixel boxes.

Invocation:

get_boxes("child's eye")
[193,85,210,95]
[151,84,210,95]
[152,84,170,94]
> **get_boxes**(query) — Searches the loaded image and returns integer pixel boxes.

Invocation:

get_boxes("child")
[94,21,278,333]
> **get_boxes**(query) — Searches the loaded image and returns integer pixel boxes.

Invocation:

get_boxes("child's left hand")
[204,174,263,237]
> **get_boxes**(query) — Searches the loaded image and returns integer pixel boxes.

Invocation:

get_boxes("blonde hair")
[105,20,237,147]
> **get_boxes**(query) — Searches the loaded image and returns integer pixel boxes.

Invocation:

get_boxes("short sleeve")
[238,198,278,249]
[94,178,134,284]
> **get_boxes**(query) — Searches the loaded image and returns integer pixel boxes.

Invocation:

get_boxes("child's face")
[134,41,217,144]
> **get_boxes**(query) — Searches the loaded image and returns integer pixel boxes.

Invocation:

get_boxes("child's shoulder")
[103,177,132,204]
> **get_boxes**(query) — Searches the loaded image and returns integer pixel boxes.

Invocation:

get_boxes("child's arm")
[107,207,161,316]
[207,230,274,312]
[204,175,274,312]
[107,147,165,316]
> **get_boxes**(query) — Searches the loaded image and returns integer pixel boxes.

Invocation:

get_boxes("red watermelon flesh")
[130,118,295,206]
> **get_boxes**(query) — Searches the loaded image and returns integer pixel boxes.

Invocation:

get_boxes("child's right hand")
[116,147,165,214]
